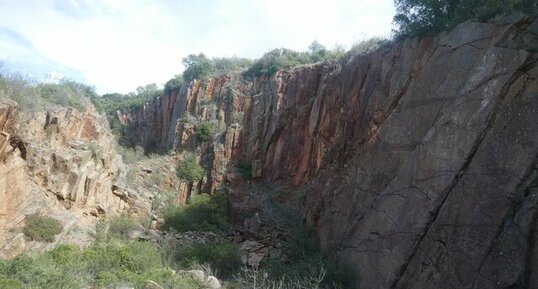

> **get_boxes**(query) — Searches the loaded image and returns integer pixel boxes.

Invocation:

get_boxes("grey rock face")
[310,18,538,289]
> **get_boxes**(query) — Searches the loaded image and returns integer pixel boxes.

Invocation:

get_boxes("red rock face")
[119,17,538,289]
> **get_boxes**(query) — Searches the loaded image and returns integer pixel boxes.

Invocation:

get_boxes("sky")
[0,0,396,94]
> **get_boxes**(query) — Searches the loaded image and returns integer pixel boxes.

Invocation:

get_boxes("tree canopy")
[182,53,252,82]
[393,0,537,37]
[90,83,162,138]
[243,42,345,78]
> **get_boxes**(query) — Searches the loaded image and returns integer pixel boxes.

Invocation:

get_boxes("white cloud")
[0,0,395,94]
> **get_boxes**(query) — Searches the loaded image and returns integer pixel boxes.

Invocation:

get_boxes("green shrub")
[37,81,86,111]
[116,145,146,164]
[169,240,241,279]
[108,214,140,239]
[348,37,390,56]
[181,43,343,82]
[152,190,178,211]
[143,172,167,189]
[84,241,204,288]
[2,253,80,289]
[176,155,204,182]
[236,158,252,180]
[179,112,195,124]
[182,53,253,82]
[0,240,205,289]
[164,75,184,94]
[243,43,346,78]
[244,48,310,78]
[90,83,162,141]
[0,73,35,110]
[183,53,214,82]
[234,266,327,289]
[308,41,346,62]
[0,70,96,112]
[196,121,213,141]
[261,204,355,288]
[163,193,229,233]
[22,214,62,242]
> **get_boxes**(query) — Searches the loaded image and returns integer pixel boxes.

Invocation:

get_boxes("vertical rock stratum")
[0,101,150,258]
[75,16,538,288]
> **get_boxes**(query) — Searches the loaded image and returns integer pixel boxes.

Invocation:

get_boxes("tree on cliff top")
[393,0,537,37]
[182,53,252,82]
[164,74,184,94]
[182,53,213,82]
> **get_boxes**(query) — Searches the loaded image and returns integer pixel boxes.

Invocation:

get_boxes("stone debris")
[178,269,221,289]
[240,240,269,268]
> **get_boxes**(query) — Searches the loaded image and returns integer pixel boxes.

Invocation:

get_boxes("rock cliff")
[0,101,149,258]
[119,16,538,288]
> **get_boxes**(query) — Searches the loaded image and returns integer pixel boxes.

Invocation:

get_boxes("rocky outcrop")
[118,75,251,200]
[120,15,538,288]
[0,102,148,258]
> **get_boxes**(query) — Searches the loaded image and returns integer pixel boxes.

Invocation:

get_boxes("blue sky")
[0,0,395,94]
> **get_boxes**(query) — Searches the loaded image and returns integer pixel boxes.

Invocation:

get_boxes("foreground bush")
[22,214,62,242]
[234,266,327,289]
[0,242,204,289]
[167,240,242,279]
[163,193,229,233]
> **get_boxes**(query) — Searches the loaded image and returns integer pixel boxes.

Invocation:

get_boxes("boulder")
[240,240,268,268]
[205,276,221,289]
